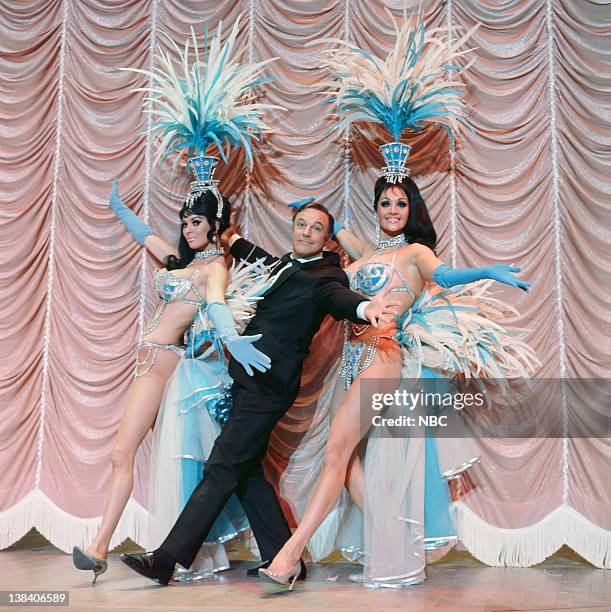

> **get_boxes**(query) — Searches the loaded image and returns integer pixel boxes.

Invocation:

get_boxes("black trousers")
[160,384,294,568]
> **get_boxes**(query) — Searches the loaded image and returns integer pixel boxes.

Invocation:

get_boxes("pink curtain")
[1,0,608,566]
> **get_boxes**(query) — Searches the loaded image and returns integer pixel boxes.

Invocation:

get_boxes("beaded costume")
[120,13,280,577]
[135,251,219,378]
[288,268,538,588]
[340,248,415,389]
[147,257,278,578]
[277,11,538,589]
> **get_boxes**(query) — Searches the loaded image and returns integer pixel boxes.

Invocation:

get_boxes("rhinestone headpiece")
[380,142,412,184]
[185,154,223,217]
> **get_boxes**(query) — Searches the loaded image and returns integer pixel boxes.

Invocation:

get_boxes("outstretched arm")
[334,226,374,260]
[198,256,270,376]
[108,180,178,262]
[315,273,400,327]
[413,243,530,291]
[227,235,279,266]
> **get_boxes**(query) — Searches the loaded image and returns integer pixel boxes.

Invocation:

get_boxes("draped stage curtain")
[0,0,609,567]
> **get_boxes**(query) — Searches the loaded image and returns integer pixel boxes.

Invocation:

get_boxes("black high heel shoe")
[72,547,108,584]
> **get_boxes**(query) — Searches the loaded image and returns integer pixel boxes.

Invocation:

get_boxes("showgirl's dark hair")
[373,176,437,252]
[165,190,231,270]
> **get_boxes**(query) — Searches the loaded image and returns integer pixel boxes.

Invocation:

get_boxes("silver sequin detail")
[134,341,184,378]
[375,234,406,253]
[356,262,392,296]
[136,254,215,377]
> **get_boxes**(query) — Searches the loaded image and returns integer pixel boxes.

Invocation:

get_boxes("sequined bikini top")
[153,268,205,306]
[143,268,207,338]
[347,248,415,298]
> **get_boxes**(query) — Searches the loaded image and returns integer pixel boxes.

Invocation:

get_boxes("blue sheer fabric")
[424,435,456,544]
[422,369,457,546]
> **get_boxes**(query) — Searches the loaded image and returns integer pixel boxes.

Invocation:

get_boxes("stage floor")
[0,538,608,612]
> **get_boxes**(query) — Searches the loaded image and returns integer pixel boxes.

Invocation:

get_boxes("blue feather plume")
[123,15,283,171]
[319,11,479,143]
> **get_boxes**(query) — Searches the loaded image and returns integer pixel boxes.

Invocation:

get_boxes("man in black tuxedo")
[120,202,398,584]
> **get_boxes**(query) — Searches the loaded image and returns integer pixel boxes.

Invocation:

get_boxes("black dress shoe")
[247,559,306,580]
[119,551,174,586]
[246,560,270,577]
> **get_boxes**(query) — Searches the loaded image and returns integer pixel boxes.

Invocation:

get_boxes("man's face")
[291,208,330,259]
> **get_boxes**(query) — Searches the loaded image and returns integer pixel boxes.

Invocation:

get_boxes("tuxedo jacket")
[227,238,366,400]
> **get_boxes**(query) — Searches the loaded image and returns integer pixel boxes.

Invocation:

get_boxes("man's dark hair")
[291,202,334,238]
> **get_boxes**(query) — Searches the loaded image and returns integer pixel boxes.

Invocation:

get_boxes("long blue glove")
[433,263,530,292]
[207,302,271,376]
[109,179,154,246]
[333,220,345,238]
[287,197,315,209]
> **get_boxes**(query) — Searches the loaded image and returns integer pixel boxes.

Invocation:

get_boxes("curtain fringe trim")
[0,489,149,554]
[2,492,609,568]
[455,502,610,568]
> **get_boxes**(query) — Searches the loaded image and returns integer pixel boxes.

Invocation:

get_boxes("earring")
[375,216,381,246]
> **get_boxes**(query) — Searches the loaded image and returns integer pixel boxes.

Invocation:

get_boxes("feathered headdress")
[124,15,280,213]
[320,10,479,182]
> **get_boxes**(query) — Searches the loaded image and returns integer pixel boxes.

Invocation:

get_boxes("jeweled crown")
[380,142,411,183]
[185,154,222,216]
[188,154,219,183]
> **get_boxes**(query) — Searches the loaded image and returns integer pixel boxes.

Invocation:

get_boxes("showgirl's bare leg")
[85,349,180,559]
[345,451,364,511]
[267,341,402,574]
[331,382,365,511]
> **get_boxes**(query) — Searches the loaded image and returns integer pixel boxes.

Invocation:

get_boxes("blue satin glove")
[287,197,315,209]
[207,302,271,376]
[109,179,154,246]
[433,263,530,292]
[333,220,345,239]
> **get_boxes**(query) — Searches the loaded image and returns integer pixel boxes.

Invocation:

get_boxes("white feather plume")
[123,14,282,169]
[320,9,479,141]
[399,280,540,389]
